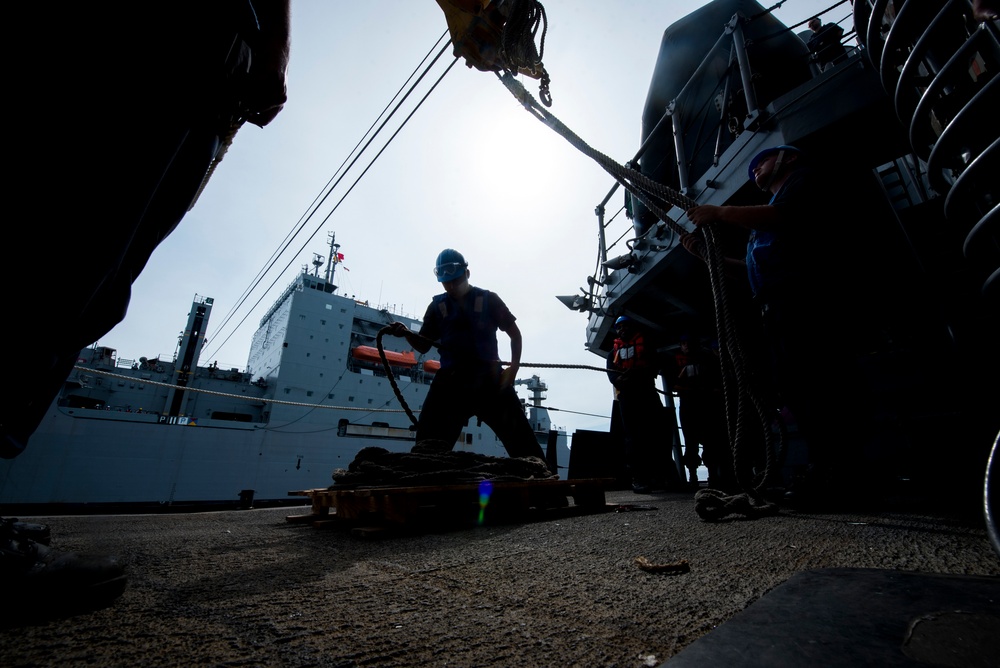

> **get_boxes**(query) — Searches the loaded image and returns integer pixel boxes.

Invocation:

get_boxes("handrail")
[891,1,961,121]
[865,0,895,67]
[907,25,992,161]
[925,77,997,194]
[881,0,954,94]
[945,137,999,225]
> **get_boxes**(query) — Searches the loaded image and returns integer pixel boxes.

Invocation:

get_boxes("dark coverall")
[748,167,862,484]
[608,329,680,490]
[807,23,847,70]
[415,287,544,460]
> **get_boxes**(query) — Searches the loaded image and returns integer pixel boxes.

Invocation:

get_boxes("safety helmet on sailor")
[614,315,631,330]
[747,145,802,180]
[434,248,468,282]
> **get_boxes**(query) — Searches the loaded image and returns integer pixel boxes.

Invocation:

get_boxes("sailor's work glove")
[680,232,707,261]
[386,322,410,338]
[499,365,517,389]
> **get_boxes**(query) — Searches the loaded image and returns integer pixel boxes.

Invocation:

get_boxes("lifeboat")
[351,346,416,368]
[423,359,441,374]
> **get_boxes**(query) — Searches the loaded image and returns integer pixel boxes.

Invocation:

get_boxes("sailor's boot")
[1,526,127,627]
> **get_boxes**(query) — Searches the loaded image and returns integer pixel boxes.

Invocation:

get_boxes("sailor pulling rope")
[495,70,781,520]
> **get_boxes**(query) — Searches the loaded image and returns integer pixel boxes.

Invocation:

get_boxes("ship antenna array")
[325,231,340,286]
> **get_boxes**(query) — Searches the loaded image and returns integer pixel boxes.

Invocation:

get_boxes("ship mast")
[324,231,340,291]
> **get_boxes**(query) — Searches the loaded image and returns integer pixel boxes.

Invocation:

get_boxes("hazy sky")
[102,0,855,440]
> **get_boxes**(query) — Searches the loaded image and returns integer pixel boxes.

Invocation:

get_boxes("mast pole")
[325,231,340,286]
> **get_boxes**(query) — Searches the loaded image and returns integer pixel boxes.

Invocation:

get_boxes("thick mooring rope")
[500,0,553,106]
[497,72,785,518]
[376,325,617,428]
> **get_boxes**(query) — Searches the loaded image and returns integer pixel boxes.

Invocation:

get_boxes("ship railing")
[590,5,856,319]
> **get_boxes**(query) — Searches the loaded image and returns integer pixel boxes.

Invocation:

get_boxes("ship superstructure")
[559,0,998,495]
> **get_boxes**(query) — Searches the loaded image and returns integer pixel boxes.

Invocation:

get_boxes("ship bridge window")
[65,395,104,410]
[211,411,253,422]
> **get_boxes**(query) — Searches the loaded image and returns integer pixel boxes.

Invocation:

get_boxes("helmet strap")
[760,149,787,192]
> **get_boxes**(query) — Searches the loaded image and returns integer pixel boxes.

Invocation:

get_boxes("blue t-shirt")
[745,168,822,303]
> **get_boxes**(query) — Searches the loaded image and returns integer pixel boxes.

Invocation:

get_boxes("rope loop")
[500,0,553,106]
[495,59,789,510]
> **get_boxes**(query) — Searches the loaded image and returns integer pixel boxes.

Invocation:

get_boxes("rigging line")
[203,35,453,361]
[206,55,463,357]
[72,366,410,412]
[206,30,452,359]
[279,363,427,428]
[540,406,610,419]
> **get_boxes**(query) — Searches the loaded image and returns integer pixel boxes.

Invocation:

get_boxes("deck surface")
[2,489,997,666]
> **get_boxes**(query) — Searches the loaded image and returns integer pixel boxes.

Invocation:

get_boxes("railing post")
[728,14,761,129]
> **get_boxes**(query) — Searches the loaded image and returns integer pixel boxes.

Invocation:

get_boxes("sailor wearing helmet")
[682,145,868,506]
[387,249,548,465]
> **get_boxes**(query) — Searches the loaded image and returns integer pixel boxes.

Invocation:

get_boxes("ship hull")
[1,262,570,511]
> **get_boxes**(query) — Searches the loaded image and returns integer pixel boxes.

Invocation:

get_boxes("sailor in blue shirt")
[388,249,547,463]
[683,145,864,506]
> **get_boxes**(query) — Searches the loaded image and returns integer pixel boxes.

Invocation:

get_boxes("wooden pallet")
[286,478,615,535]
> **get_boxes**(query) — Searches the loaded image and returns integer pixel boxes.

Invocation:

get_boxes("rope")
[693,488,779,521]
[332,442,557,487]
[376,327,422,426]
[375,325,620,426]
[497,69,787,517]
[72,366,408,412]
[500,0,553,106]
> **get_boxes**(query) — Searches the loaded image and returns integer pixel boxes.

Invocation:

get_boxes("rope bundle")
[500,0,552,105]
[496,71,788,516]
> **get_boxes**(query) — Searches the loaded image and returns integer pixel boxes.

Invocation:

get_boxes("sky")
[102,0,854,441]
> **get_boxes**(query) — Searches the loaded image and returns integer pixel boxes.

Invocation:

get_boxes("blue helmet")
[747,145,802,180]
[433,248,468,282]
[614,316,631,328]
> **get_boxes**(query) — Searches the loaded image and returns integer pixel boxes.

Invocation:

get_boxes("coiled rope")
[500,0,553,106]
